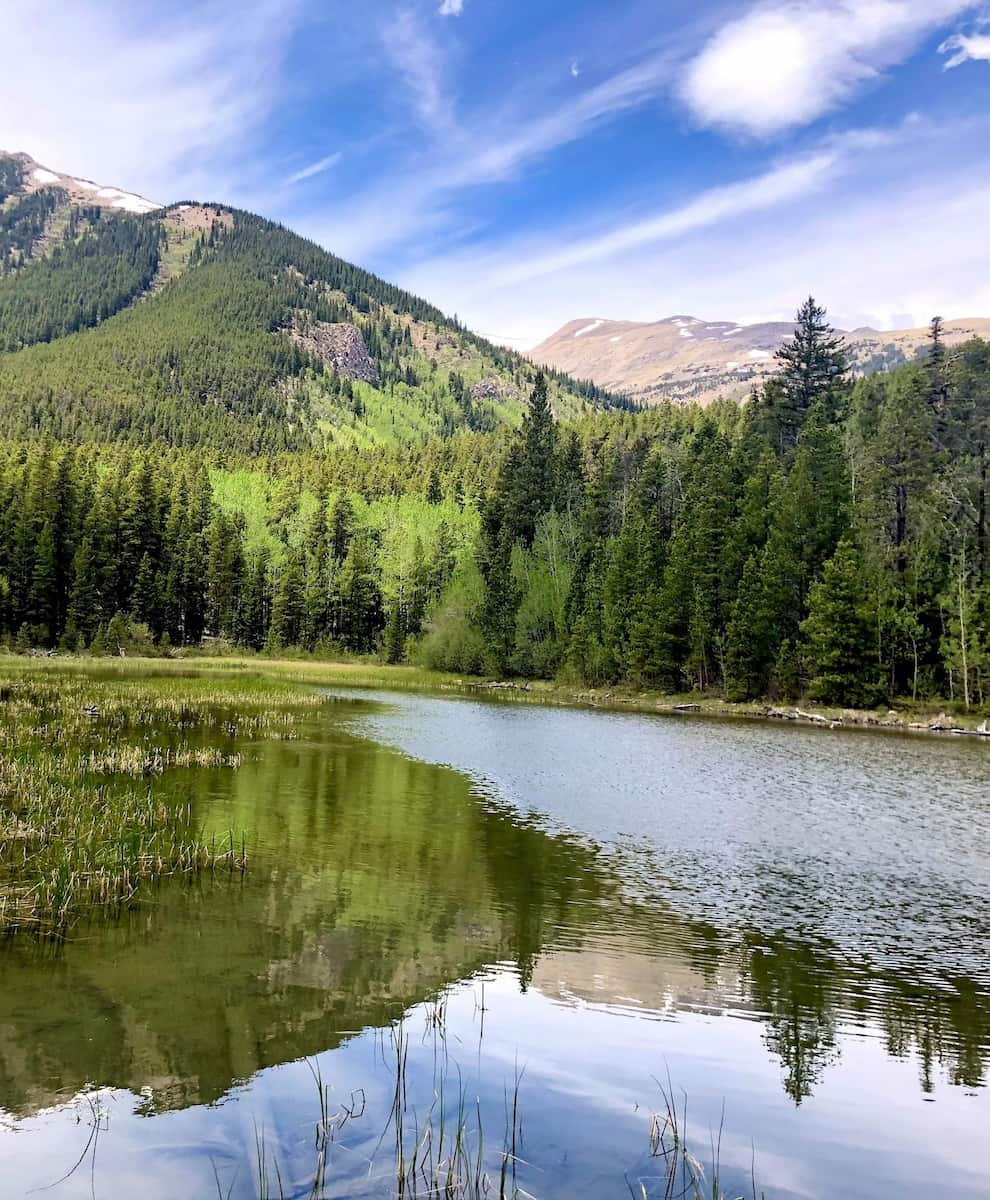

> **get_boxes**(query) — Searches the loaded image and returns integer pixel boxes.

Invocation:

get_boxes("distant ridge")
[530,314,990,407]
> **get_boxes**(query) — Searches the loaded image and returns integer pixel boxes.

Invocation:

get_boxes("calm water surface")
[0,688,987,1199]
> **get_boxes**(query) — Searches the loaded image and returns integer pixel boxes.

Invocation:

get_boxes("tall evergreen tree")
[774,297,849,451]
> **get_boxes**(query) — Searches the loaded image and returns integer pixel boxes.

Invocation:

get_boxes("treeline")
[419,303,990,708]
[0,441,465,656]
[3,287,988,707]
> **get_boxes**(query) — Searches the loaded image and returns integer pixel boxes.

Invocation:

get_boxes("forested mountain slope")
[0,152,622,452]
[1,149,989,711]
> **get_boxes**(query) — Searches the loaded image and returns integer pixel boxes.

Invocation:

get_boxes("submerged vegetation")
[0,659,323,936]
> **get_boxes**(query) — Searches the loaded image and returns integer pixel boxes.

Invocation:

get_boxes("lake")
[0,687,987,1199]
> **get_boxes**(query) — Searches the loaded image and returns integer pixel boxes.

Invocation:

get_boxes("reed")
[244,1042,761,1200]
[0,661,323,937]
[630,1074,761,1200]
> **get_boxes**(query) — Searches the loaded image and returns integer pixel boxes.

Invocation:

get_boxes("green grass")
[0,659,326,937]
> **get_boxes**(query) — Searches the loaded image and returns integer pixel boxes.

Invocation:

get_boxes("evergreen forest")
[1,154,988,709]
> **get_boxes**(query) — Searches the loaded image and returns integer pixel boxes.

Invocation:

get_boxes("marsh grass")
[248,1024,526,1200]
[244,1035,759,1200]
[630,1076,761,1200]
[0,658,326,937]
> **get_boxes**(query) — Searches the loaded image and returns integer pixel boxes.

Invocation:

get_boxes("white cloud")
[474,150,841,287]
[0,0,302,202]
[571,60,581,78]
[463,51,674,182]
[383,8,455,134]
[285,152,342,185]
[438,0,464,14]
[940,30,990,67]
[680,1,979,137]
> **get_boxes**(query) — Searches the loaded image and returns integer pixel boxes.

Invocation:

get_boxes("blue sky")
[3,0,990,345]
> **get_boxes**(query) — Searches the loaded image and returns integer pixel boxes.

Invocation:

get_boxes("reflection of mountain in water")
[0,705,987,1120]
[528,914,988,1103]
[0,723,609,1118]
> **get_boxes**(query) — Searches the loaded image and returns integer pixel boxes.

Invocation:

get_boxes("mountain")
[0,150,162,216]
[0,150,622,453]
[531,313,990,407]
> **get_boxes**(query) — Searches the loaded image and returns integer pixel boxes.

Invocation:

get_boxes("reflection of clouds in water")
[2,972,986,1200]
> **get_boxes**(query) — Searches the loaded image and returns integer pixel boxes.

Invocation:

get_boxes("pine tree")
[267,552,305,650]
[66,534,106,641]
[926,315,948,417]
[329,494,355,563]
[383,603,406,663]
[130,552,161,632]
[774,297,849,451]
[240,550,271,649]
[725,554,773,700]
[338,534,384,652]
[478,501,520,676]
[27,523,58,645]
[204,513,245,639]
[502,372,557,547]
[801,539,880,706]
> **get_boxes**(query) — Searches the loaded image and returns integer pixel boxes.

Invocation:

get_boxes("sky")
[3,0,990,346]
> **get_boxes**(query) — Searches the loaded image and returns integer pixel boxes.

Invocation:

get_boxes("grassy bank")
[140,652,990,738]
[0,658,326,936]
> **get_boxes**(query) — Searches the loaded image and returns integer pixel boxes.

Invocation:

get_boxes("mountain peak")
[0,149,162,214]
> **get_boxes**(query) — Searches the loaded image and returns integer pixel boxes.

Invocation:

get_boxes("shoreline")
[4,652,988,741]
[445,678,990,739]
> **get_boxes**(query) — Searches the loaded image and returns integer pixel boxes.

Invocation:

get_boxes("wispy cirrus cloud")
[395,115,990,344]
[474,150,840,288]
[438,0,464,14]
[680,1,981,138]
[383,8,457,135]
[0,0,304,201]
[285,152,342,185]
[300,42,680,261]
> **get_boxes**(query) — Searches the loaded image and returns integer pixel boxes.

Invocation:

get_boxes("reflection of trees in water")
[741,931,988,1103]
[746,936,839,1104]
[882,974,989,1094]
[0,731,611,1118]
[0,721,986,1119]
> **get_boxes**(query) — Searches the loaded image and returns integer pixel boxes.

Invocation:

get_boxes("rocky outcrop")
[292,320,378,386]
[471,376,515,404]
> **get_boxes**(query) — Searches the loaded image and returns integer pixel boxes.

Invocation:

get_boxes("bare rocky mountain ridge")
[3,150,162,215]
[530,314,990,407]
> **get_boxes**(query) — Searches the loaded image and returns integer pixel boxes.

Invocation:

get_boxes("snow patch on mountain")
[573,320,604,338]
